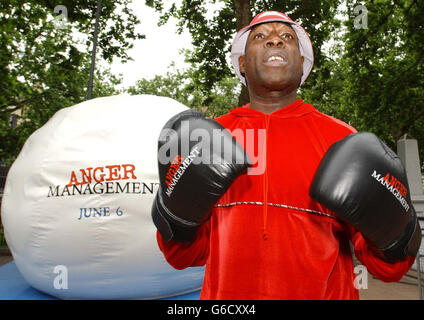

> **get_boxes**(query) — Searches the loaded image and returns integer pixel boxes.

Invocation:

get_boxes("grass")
[0,226,8,248]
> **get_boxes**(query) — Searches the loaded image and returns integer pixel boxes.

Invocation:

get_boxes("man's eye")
[282,33,294,40]
[254,33,265,39]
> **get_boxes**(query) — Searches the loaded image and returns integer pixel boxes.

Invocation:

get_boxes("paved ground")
[358,267,423,300]
[0,253,422,300]
[0,255,12,266]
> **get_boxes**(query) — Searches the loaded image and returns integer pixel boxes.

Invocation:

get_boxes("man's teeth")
[268,56,284,62]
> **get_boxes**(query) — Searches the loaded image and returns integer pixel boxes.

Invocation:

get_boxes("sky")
[109,2,194,89]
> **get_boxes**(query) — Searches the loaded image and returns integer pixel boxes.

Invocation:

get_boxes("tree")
[1,58,123,166]
[0,0,141,165]
[315,0,424,166]
[127,64,240,118]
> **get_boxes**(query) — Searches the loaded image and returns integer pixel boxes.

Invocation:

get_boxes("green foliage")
[0,225,7,248]
[127,65,240,118]
[304,0,424,164]
[0,1,138,165]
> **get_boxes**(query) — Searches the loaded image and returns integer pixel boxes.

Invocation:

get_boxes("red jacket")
[157,99,415,300]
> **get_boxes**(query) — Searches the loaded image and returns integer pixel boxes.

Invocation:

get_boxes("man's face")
[239,22,304,92]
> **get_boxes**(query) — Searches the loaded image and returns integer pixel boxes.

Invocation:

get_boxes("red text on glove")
[165,155,182,188]
[382,173,407,198]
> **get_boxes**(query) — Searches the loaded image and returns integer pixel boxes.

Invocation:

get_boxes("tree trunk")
[234,0,251,106]
[234,0,252,30]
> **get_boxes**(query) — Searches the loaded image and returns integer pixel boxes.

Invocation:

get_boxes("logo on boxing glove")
[371,170,410,212]
[164,147,201,197]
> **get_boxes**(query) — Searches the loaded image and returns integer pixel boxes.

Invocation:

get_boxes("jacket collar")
[229,99,316,118]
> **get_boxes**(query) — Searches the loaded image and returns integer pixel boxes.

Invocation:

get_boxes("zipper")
[262,115,270,240]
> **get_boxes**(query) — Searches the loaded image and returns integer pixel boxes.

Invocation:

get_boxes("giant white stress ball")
[1,94,205,299]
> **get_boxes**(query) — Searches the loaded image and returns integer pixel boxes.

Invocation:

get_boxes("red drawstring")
[263,115,270,240]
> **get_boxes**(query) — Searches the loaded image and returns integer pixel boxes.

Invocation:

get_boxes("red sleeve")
[156,220,211,270]
[347,224,415,282]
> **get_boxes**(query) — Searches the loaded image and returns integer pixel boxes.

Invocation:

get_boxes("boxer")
[151,11,421,299]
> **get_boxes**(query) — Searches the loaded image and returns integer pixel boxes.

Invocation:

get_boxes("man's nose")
[265,36,284,48]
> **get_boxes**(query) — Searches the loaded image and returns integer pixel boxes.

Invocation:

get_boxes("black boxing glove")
[151,109,251,243]
[310,132,422,263]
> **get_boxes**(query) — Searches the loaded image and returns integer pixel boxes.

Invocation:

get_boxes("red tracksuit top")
[157,99,415,300]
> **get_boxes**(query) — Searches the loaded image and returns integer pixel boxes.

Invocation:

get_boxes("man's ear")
[238,55,246,76]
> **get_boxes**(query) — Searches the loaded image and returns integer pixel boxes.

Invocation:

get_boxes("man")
[152,11,419,299]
